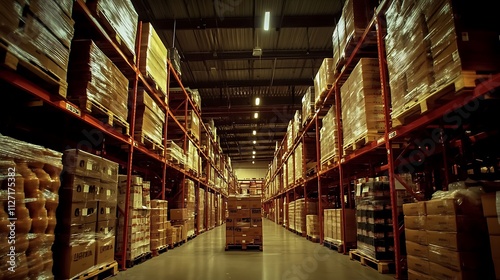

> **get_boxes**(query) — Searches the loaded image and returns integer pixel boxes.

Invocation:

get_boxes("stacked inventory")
[314,58,335,106]
[293,110,301,141]
[116,175,150,262]
[187,88,202,112]
[135,90,166,150]
[483,192,500,279]
[294,143,303,182]
[288,201,296,231]
[166,140,186,166]
[185,179,196,237]
[302,86,315,126]
[294,199,318,234]
[286,120,294,153]
[340,58,384,154]
[0,135,63,279]
[287,155,294,189]
[198,188,205,232]
[404,189,491,279]
[169,47,182,77]
[186,140,200,176]
[323,209,356,246]
[320,105,339,169]
[306,215,320,240]
[176,110,201,143]
[87,0,138,57]
[166,221,176,247]
[68,40,129,124]
[355,179,394,261]
[139,23,168,97]
[170,208,188,243]
[226,195,263,248]
[150,200,168,251]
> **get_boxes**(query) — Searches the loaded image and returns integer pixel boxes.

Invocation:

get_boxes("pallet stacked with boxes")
[483,192,500,279]
[150,200,168,253]
[116,175,151,264]
[314,58,335,106]
[306,215,320,241]
[135,89,166,154]
[170,208,188,243]
[225,195,262,250]
[302,87,315,126]
[288,200,296,231]
[165,140,186,167]
[185,179,196,237]
[323,209,356,249]
[320,106,339,170]
[404,189,493,279]
[138,23,168,98]
[0,135,63,279]
[294,199,318,235]
[198,188,206,233]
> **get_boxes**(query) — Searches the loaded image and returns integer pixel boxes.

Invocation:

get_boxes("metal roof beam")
[191,78,312,88]
[182,49,332,61]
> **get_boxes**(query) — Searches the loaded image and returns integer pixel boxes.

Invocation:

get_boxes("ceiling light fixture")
[253,140,256,144]
[252,155,255,159]
[254,112,259,119]
[253,150,256,155]
[255,97,260,106]
[252,161,255,164]
[264,11,270,31]
[252,130,256,135]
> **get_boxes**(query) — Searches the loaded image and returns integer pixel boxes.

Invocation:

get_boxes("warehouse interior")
[0,0,500,279]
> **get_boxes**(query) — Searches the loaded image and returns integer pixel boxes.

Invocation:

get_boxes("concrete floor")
[112,219,395,280]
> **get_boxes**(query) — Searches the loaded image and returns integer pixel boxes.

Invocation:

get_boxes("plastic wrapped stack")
[176,110,201,143]
[323,209,356,245]
[150,200,168,251]
[288,201,295,231]
[306,215,320,240]
[139,23,168,96]
[355,179,394,261]
[188,88,202,112]
[116,175,150,262]
[294,143,303,182]
[198,188,205,232]
[226,195,262,247]
[0,135,63,280]
[166,140,186,166]
[294,199,318,234]
[320,106,339,169]
[186,140,200,175]
[169,47,182,78]
[340,58,384,154]
[135,90,166,149]
[483,192,500,279]
[287,155,294,189]
[314,58,335,106]
[68,40,129,123]
[88,0,138,57]
[302,86,315,126]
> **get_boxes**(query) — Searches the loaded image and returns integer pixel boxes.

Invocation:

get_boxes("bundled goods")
[355,179,394,261]
[294,143,303,182]
[385,0,500,121]
[198,188,205,232]
[185,140,200,175]
[331,0,376,69]
[293,110,301,141]
[0,0,23,38]
[302,86,315,125]
[188,88,202,112]
[28,0,74,48]
[170,208,188,242]
[306,215,320,240]
[286,120,293,152]
[320,105,339,169]
[294,199,318,234]
[135,90,166,148]
[116,175,150,262]
[166,140,186,166]
[0,135,63,280]
[139,23,168,96]
[287,155,294,189]
[314,58,335,106]
[340,58,384,154]
[150,200,168,251]
[404,188,492,280]
[67,40,129,123]
[483,191,500,279]
[169,47,182,77]
[87,0,138,57]
[226,195,262,247]
[166,221,175,247]
[323,209,356,245]
[175,110,201,143]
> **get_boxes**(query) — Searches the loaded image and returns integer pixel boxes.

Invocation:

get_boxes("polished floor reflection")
[112,219,395,280]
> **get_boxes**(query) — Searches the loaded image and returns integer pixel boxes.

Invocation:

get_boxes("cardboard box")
[233,236,244,244]
[426,231,478,251]
[487,217,500,235]
[61,201,98,226]
[406,241,429,259]
[98,202,117,222]
[408,269,433,280]
[228,209,237,217]
[403,202,426,216]
[100,157,119,183]
[407,255,430,275]
[235,218,251,227]
[491,235,500,259]
[425,215,475,232]
[95,237,115,266]
[151,222,164,231]
[63,149,101,179]
[59,222,96,244]
[429,262,478,280]
[170,208,188,220]
[96,219,117,237]
[249,197,262,209]
[61,174,99,202]
[96,182,118,202]
[236,209,251,219]
[251,208,262,218]
[54,241,96,279]
[252,217,263,227]
[482,192,500,217]
[405,216,426,230]
[428,245,481,271]
[227,196,250,209]
[405,229,428,245]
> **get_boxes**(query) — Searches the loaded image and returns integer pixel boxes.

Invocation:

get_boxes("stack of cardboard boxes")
[482,192,500,279]
[198,188,206,232]
[226,195,262,247]
[314,58,335,106]
[288,200,296,231]
[116,175,150,262]
[138,23,168,97]
[294,199,318,234]
[320,106,339,170]
[150,200,168,251]
[323,209,356,246]
[135,90,166,151]
[170,208,188,243]
[306,215,320,240]
[302,86,315,126]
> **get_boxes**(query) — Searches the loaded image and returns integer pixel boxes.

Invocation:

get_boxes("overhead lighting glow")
[264,11,270,31]
[252,155,255,159]
[253,140,256,144]
[252,150,256,155]
[252,130,256,135]
[252,161,255,164]
[255,97,261,106]
[254,112,259,119]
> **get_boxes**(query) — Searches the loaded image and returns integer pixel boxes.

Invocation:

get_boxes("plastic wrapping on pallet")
[92,0,138,56]
[68,40,129,122]
[136,90,166,147]
[340,58,384,151]
[0,135,62,169]
[294,143,303,181]
[320,105,339,166]
[314,58,335,105]
[188,88,202,111]
[29,0,75,48]
[306,215,320,239]
[302,86,315,125]
[286,120,293,152]
[0,0,23,37]
[169,47,181,77]
[139,23,168,95]
[175,110,201,142]
[166,140,185,165]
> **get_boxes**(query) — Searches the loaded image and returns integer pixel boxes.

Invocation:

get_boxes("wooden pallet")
[343,133,381,156]
[187,234,197,241]
[125,252,152,268]
[70,261,118,280]
[0,38,68,98]
[349,250,394,274]
[321,154,339,171]
[141,71,167,99]
[152,245,168,257]
[79,98,130,135]
[225,244,263,251]
[306,235,320,243]
[135,132,165,155]
[323,239,344,253]
[335,30,378,74]
[314,87,333,108]
[391,71,488,127]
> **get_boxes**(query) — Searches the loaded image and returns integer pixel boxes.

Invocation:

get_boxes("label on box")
[86,161,93,171]
[107,190,111,196]
[106,208,110,214]
[84,184,90,193]
[105,228,109,234]
[452,50,459,62]
[82,208,88,216]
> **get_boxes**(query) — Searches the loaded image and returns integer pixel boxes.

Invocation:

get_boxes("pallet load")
[67,40,130,135]
[150,200,167,253]
[302,86,315,126]
[323,209,356,250]
[166,140,186,166]
[187,88,202,113]
[294,143,303,183]
[286,120,293,153]
[139,23,168,98]
[175,110,201,143]
[385,0,500,126]
[288,201,295,231]
[0,135,63,279]
[225,195,262,250]
[87,0,138,58]
[134,90,166,154]
[306,215,320,241]
[404,189,493,280]
[483,192,500,279]
[210,192,216,228]
[170,208,188,243]
[166,221,176,248]
[294,199,318,235]
[340,58,384,155]
[287,155,294,189]
[198,188,206,233]
[116,175,151,265]
[314,58,335,106]
[168,47,181,78]
[320,106,339,170]
[186,139,200,176]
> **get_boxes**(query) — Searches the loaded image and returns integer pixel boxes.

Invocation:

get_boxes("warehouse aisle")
[112,219,394,280]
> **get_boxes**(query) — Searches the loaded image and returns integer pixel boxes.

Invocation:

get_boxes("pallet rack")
[262,1,500,278]
[0,0,236,271]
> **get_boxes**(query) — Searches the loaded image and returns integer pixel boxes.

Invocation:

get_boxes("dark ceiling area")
[132,0,343,163]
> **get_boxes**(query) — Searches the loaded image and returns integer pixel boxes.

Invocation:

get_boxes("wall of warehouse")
[234,162,267,179]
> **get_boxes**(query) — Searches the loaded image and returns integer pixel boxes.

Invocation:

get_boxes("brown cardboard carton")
[403,202,426,216]
[249,197,262,209]
[63,149,101,179]
[408,269,433,280]
[426,231,478,251]
[236,209,251,219]
[59,222,96,244]
[428,245,481,271]
[228,209,237,217]
[96,219,117,237]
[429,262,478,280]
[95,237,115,266]
[54,241,96,279]
[493,258,500,280]
[251,208,262,218]
[251,217,263,227]
[487,217,500,235]
[405,229,428,245]
[425,198,482,216]
[425,215,475,232]
[235,218,251,227]
[406,241,429,259]
[407,255,430,275]
[170,208,188,220]
[97,201,117,222]
[482,192,499,217]
[405,216,426,230]
[96,182,118,202]
[61,201,98,226]
[61,174,99,202]
[226,217,235,226]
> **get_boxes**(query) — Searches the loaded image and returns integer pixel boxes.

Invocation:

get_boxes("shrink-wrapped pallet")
[320,106,339,168]
[139,23,168,95]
